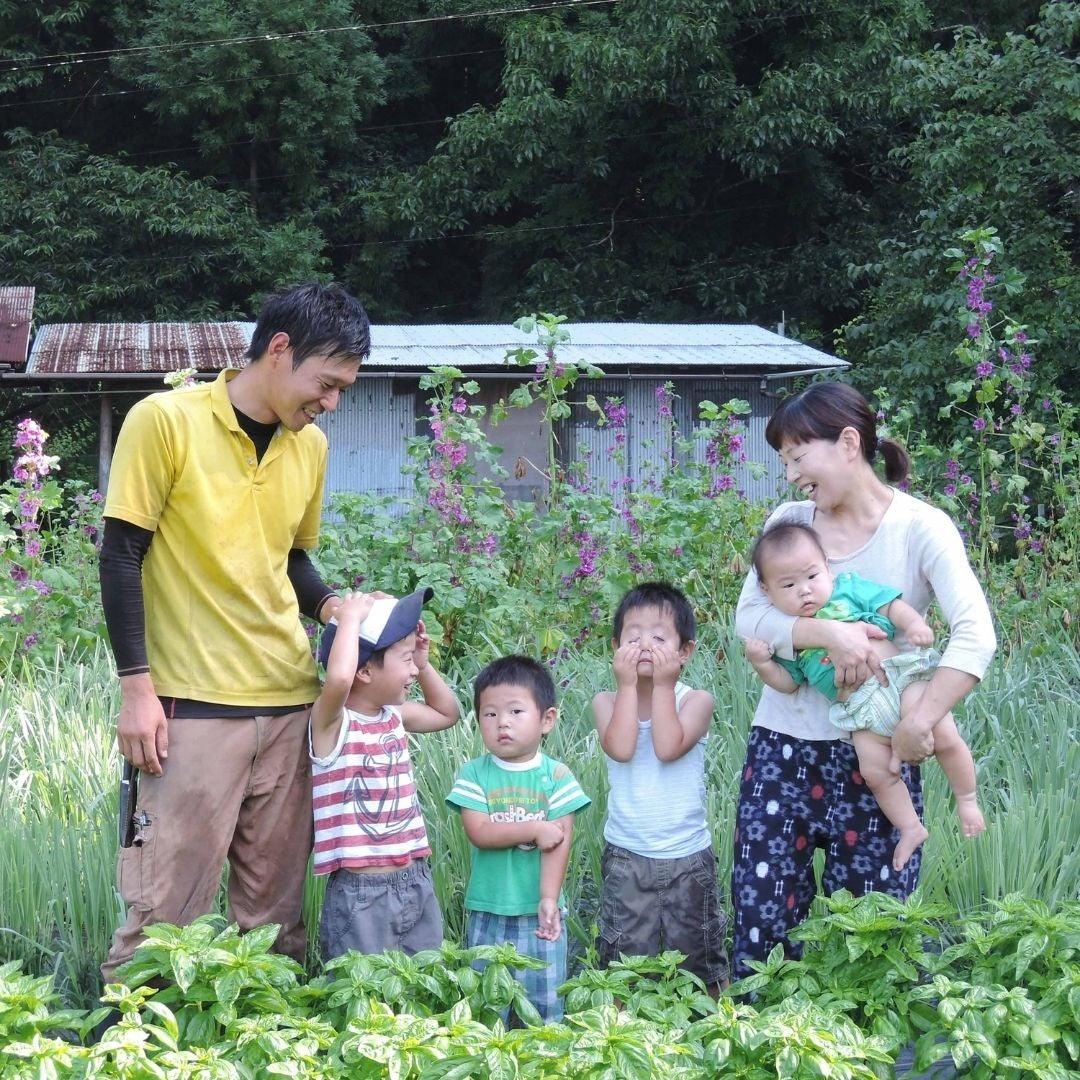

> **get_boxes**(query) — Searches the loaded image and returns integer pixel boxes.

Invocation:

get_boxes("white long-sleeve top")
[735,489,997,741]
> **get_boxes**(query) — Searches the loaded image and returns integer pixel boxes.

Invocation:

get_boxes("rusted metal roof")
[0,287,35,366]
[25,322,251,376]
[22,320,845,378]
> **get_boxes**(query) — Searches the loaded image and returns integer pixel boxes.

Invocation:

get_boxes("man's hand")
[613,643,641,687]
[414,619,431,672]
[117,673,168,776]
[534,820,565,852]
[536,898,562,941]
[824,621,890,689]
[650,643,682,687]
[743,638,774,666]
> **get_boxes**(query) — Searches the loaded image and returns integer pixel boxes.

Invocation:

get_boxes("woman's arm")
[891,509,996,764]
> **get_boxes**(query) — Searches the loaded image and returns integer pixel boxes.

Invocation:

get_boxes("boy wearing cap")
[310,587,460,959]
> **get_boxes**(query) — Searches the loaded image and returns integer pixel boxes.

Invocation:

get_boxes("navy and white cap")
[317,586,434,668]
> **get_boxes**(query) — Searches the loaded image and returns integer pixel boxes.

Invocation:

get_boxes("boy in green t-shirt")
[744,522,984,874]
[446,656,590,1023]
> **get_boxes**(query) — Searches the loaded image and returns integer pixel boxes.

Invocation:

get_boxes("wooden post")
[98,393,113,494]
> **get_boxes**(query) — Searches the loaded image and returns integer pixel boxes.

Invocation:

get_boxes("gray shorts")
[319,860,443,961]
[597,842,729,986]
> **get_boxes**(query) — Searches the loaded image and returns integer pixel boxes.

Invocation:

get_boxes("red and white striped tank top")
[310,704,431,875]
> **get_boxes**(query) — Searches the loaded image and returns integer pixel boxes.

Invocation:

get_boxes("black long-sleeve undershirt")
[98,408,338,716]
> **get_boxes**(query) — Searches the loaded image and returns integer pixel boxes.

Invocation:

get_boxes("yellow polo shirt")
[104,369,327,705]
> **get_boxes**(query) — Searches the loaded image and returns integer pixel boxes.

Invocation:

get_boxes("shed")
[10,320,847,503]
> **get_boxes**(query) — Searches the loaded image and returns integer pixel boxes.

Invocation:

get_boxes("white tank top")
[603,682,711,858]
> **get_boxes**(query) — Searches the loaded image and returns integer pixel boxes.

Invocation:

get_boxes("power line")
[0,0,618,74]
[13,202,787,276]
[0,47,506,112]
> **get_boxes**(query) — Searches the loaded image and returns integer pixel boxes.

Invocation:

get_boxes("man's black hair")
[473,655,557,718]
[750,522,827,582]
[247,282,371,369]
[612,582,696,646]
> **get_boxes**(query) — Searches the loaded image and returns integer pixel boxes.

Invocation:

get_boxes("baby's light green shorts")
[829,648,941,738]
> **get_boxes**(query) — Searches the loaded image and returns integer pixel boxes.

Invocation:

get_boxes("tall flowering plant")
[883,228,1079,632]
[1,420,104,657]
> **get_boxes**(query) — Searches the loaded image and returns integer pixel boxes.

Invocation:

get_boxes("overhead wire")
[0,0,618,74]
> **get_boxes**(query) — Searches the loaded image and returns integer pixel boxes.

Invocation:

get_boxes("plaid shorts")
[829,648,941,737]
[465,908,567,1023]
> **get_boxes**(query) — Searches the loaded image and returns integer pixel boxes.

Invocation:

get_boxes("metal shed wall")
[562,376,790,502]
[316,377,416,507]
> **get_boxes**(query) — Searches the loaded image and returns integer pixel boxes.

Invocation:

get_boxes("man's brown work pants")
[101,710,313,983]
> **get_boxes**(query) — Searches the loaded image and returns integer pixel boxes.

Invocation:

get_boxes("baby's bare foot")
[892,822,929,872]
[956,795,986,838]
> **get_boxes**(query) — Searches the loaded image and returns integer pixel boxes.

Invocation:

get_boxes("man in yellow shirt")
[98,283,370,982]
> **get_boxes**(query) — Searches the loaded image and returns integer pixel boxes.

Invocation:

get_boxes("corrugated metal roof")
[0,286,35,365]
[24,320,845,376]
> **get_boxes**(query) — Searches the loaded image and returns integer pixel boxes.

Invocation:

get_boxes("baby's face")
[760,535,833,618]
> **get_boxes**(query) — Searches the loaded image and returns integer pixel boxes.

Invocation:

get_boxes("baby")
[744,522,985,870]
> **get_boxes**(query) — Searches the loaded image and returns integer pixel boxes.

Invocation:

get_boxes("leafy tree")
[108,0,387,208]
[841,2,1079,410]
[0,128,328,321]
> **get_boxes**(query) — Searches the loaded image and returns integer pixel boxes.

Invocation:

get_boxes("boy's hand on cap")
[338,591,376,624]
[414,618,431,671]
[651,643,682,686]
[536,898,562,941]
[534,819,565,852]
[613,643,641,687]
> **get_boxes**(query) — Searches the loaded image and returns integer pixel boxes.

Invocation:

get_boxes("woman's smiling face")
[778,435,854,507]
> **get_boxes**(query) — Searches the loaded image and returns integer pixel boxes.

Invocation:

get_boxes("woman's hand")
[822,621,890,690]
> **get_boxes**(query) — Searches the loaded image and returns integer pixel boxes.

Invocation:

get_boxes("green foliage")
[5,895,1080,1075]
[0,129,329,322]
[842,3,1080,405]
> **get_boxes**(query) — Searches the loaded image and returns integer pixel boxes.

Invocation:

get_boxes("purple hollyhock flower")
[451,396,467,414]
[944,483,957,496]
[966,323,980,338]
[1041,399,1052,411]
[1010,403,1022,416]
[973,417,987,432]
[975,361,993,379]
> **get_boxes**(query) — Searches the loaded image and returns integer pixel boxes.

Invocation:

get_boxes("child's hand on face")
[338,591,376,626]
[536,898,562,941]
[613,643,642,687]
[534,819,565,852]
[650,643,682,686]
[414,619,431,671]
[744,638,774,666]
[906,619,935,648]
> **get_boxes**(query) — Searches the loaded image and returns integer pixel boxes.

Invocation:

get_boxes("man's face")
[271,352,360,432]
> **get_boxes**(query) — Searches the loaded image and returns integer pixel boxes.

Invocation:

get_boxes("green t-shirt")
[776,571,902,702]
[446,753,591,916]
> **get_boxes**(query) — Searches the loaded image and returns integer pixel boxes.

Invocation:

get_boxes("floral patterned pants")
[730,726,923,980]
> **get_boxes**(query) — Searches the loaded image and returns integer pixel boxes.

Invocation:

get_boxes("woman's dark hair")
[247,282,371,368]
[473,655,557,717]
[764,382,909,484]
[750,522,827,582]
